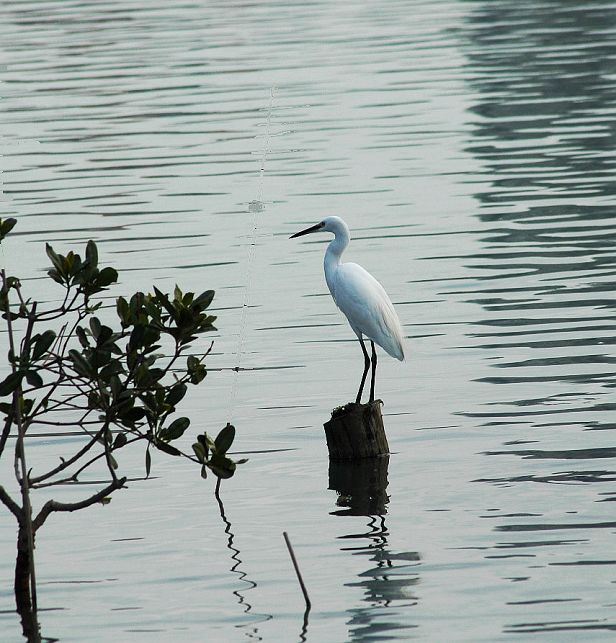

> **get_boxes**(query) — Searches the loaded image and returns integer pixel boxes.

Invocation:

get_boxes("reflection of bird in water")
[329,458,421,640]
[344,514,420,608]
[215,491,272,639]
[291,216,405,403]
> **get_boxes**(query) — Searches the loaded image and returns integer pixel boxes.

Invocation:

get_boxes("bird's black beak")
[290,223,322,239]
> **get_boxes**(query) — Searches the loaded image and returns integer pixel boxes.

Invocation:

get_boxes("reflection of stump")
[324,400,389,460]
[329,456,390,515]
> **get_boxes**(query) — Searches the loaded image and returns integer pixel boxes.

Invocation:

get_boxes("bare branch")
[32,434,145,489]
[37,394,90,414]
[0,485,23,523]
[30,427,106,485]
[36,288,82,322]
[32,476,127,532]
[29,418,101,427]
[30,475,75,490]
[70,430,132,479]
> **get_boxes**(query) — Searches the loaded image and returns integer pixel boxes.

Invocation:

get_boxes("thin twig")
[30,428,105,484]
[32,433,144,488]
[283,531,311,611]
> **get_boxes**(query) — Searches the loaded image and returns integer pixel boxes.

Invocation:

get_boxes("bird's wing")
[331,262,405,360]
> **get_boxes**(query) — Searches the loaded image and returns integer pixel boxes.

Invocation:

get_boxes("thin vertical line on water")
[226,87,275,423]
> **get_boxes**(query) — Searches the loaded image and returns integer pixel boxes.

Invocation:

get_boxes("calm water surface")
[1,0,615,641]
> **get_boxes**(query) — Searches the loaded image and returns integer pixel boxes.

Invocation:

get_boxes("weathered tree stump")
[323,400,389,460]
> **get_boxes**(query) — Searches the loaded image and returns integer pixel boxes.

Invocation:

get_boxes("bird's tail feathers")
[378,305,406,361]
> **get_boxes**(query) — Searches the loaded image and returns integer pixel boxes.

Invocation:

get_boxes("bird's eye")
[320,221,325,227]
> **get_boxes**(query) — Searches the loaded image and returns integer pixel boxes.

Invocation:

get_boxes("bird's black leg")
[356,337,370,404]
[369,341,377,403]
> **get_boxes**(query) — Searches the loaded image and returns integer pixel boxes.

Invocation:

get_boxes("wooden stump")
[323,400,389,460]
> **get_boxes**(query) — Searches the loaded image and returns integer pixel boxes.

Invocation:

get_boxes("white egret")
[290,216,405,403]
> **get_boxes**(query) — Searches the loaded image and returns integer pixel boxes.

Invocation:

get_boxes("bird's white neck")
[324,223,350,292]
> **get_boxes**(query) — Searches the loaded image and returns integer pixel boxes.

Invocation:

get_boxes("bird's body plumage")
[327,261,405,361]
[291,215,405,403]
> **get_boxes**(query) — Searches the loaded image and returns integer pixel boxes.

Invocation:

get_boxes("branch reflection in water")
[214,487,272,640]
[329,456,421,640]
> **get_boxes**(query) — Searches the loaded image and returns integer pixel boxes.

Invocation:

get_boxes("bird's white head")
[289,216,350,239]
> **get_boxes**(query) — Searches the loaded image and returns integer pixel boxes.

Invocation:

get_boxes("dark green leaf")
[187,355,198,370]
[97,325,113,346]
[0,371,24,396]
[25,370,43,388]
[163,416,190,441]
[90,317,102,339]
[187,361,206,384]
[68,349,93,378]
[87,391,101,409]
[214,423,235,454]
[165,383,187,407]
[32,330,56,360]
[155,441,181,456]
[207,453,236,479]
[128,325,145,351]
[199,314,217,330]
[235,458,249,465]
[196,434,210,459]
[193,290,214,310]
[113,432,127,449]
[76,326,89,348]
[0,402,14,419]
[153,287,176,317]
[199,433,216,452]
[45,244,64,275]
[21,398,34,416]
[177,308,192,329]
[145,448,151,477]
[192,442,206,463]
[116,296,130,325]
[142,325,160,347]
[64,250,79,276]
[182,291,194,307]
[120,407,146,425]
[200,464,208,479]
[108,373,122,398]
[129,291,145,317]
[85,240,98,269]
[99,361,124,380]
[155,387,165,408]
[134,363,152,386]
[173,284,183,303]
[97,266,118,288]
[0,217,17,241]
[47,268,64,285]
[109,341,123,356]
